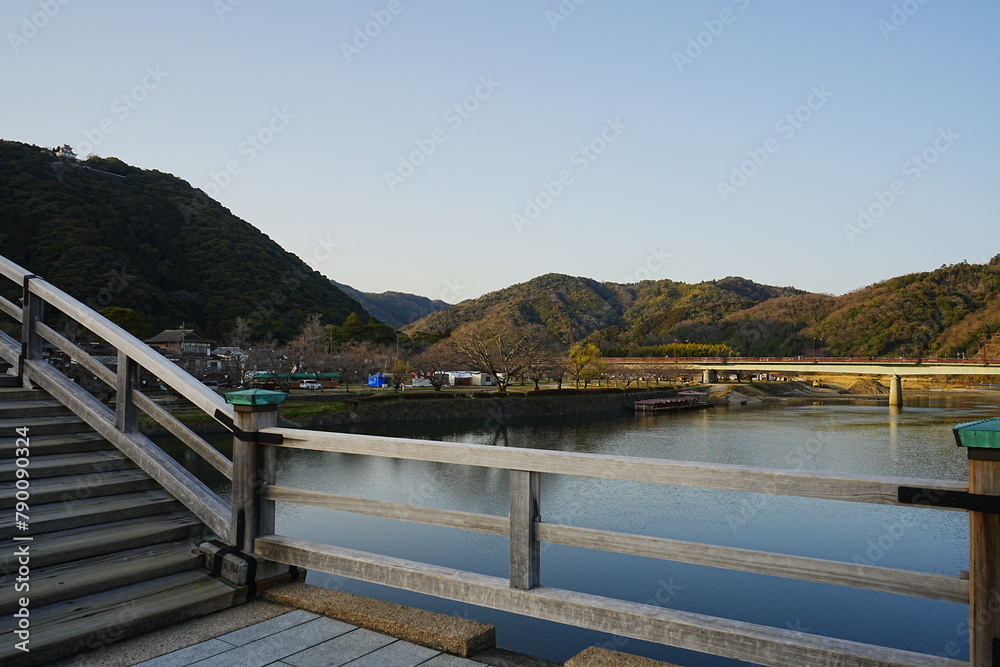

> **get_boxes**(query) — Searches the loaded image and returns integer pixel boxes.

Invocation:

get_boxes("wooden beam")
[264,428,967,509]
[0,331,18,368]
[23,358,231,542]
[0,255,29,284]
[132,390,233,479]
[36,321,116,386]
[510,470,540,590]
[255,535,965,667]
[115,351,139,432]
[536,523,968,604]
[26,278,233,425]
[0,294,20,321]
[231,405,278,553]
[264,486,508,535]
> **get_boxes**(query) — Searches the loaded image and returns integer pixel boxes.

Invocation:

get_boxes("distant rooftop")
[145,329,215,344]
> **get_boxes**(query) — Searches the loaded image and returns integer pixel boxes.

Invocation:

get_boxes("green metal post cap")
[224,389,288,406]
[953,418,1000,449]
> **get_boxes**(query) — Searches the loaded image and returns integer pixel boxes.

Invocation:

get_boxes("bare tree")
[449,316,548,393]
[282,313,325,372]
[412,342,458,391]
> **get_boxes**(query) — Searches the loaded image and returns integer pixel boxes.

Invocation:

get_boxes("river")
[165,392,1000,666]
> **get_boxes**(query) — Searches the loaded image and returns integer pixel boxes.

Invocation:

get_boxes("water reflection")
[152,395,1000,666]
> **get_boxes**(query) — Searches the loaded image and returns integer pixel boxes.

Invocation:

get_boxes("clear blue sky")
[2,1,998,303]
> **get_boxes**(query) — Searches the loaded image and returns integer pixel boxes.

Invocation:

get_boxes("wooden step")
[0,450,135,483]
[0,387,49,402]
[0,432,112,458]
[0,399,72,420]
[0,540,200,614]
[0,374,20,388]
[0,511,208,572]
[0,489,184,539]
[0,570,240,666]
[0,415,90,437]
[0,468,158,510]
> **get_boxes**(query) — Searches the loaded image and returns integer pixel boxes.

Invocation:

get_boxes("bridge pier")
[888,374,903,406]
[702,369,718,384]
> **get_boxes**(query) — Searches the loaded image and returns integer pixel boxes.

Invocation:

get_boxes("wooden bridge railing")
[2,252,996,665]
[236,407,984,667]
[0,255,233,541]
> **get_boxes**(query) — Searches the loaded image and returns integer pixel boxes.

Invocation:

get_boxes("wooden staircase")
[0,372,242,666]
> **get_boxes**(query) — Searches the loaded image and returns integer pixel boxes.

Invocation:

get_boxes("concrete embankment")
[277,389,688,430]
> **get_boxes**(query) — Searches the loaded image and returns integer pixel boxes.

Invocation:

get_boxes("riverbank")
[138,379,1000,437]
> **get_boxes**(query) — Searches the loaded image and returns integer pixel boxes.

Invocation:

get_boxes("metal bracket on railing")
[898,486,1000,513]
[214,409,284,444]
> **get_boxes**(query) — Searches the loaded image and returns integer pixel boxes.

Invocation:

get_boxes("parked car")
[300,380,323,390]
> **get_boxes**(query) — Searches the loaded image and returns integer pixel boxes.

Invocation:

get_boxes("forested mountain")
[0,140,367,341]
[332,281,452,330]
[404,273,807,351]
[405,261,1000,358]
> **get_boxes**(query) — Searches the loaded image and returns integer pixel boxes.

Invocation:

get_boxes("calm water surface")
[167,392,1000,666]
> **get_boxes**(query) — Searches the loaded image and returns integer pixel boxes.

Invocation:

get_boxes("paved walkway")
[132,609,487,667]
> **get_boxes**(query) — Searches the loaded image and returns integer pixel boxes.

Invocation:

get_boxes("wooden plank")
[264,428,968,509]
[0,330,19,367]
[0,294,20,321]
[36,321,116,386]
[27,278,233,424]
[231,406,278,552]
[510,470,540,590]
[967,451,1000,666]
[264,485,509,535]
[0,255,29,284]
[22,358,231,542]
[116,351,139,432]
[536,523,968,604]
[255,535,966,667]
[132,390,233,479]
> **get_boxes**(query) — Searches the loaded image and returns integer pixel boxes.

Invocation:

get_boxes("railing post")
[955,419,1000,666]
[966,448,1000,666]
[19,275,42,386]
[226,389,286,553]
[509,469,540,590]
[115,351,139,432]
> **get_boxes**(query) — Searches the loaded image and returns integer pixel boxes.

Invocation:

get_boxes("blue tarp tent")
[367,372,390,388]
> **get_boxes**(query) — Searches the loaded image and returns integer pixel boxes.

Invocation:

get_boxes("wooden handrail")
[263,427,967,508]
[0,255,30,284]
[26,277,232,424]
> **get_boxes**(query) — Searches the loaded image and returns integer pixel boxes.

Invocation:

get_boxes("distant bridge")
[605,357,1000,406]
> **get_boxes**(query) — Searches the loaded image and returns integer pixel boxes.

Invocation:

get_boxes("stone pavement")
[131,608,486,667]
